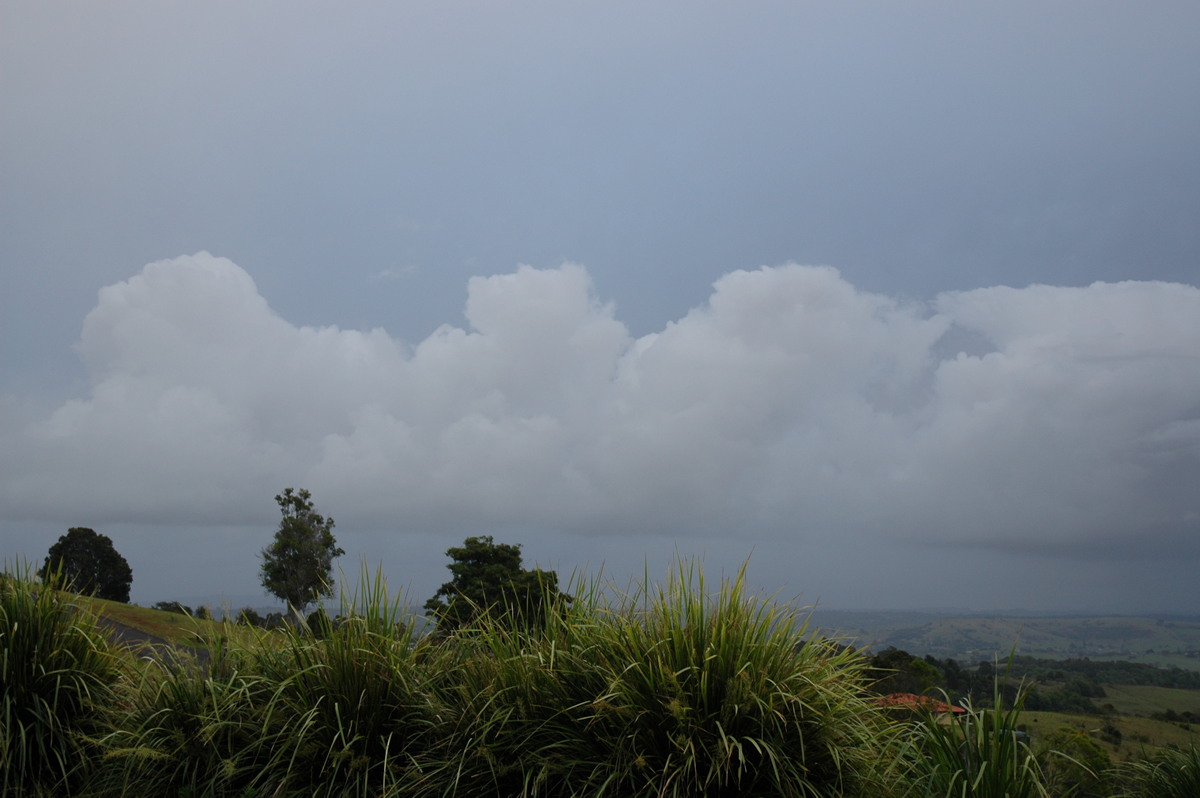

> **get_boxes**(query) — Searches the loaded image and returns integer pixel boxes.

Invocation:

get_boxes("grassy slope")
[1023,710,1200,762]
[1102,684,1200,717]
[75,594,230,648]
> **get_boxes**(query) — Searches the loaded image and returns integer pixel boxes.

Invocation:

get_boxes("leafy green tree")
[152,600,193,616]
[236,606,265,627]
[424,535,569,634]
[260,488,344,622]
[867,647,944,696]
[39,527,133,602]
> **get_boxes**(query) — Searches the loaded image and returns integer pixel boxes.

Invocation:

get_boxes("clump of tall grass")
[259,567,443,797]
[93,640,285,796]
[0,566,122,795]
[1115,744,1200,798]
[98,565,445,797]
[429,561,900,797]
[904,673,1049,798]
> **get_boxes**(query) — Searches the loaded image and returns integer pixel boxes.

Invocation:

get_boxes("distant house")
[876,692,966,723]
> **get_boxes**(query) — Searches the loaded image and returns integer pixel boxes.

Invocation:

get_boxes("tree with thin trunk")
[260,488,343,623]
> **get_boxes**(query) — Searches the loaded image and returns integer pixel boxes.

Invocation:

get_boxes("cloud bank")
[4,253,1198,561]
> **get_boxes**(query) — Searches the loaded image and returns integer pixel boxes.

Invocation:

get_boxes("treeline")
[865,647,1200,716]
[1009,655,1200,690]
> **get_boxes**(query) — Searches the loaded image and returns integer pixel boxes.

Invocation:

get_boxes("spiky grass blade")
[426,560,899,797]
[1,566,122,795]
[905,672,1049,798]
[1117,744,1200,798]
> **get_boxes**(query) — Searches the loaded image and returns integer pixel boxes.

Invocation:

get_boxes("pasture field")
[1022,710,1200,762]
[1100,684,1200,718]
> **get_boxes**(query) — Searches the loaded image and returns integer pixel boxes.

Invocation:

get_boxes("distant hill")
[807,609,1200,669]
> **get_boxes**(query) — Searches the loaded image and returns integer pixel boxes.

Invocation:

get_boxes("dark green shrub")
[1037,726,1111,797]
[39,527,133,603]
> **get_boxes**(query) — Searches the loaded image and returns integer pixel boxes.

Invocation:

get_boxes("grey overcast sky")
[3,1,1199,614]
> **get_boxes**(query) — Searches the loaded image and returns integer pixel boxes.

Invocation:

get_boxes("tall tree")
[260,488,344,621]
[39,527,133,602]
[424,535,569,634]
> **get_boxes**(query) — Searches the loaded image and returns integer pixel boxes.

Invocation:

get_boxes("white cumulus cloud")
[3,253,1199,562]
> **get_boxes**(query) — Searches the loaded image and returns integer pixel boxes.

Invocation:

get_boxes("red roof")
[876,693,967,714]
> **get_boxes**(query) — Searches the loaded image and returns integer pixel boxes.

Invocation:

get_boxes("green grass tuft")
[426,560,900,797]
[902,670,1050,798]
[1115,744,1200,797]
[1,565,123,795]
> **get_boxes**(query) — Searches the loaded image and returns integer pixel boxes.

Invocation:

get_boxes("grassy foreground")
[3,564,1198,797]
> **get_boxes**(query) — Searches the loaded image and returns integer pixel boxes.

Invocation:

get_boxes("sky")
[2,1,1199,615]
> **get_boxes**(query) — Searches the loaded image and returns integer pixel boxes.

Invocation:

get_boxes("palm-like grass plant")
[1116,744,1200,798]
[94,645,284,797]
[260,569,443,797]
[99,566,445,797]
[429,561,899,797]
[0,567,122,795]
[904,675,1049,798]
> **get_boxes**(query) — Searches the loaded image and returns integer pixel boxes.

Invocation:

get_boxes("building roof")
[876,693,967,714]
